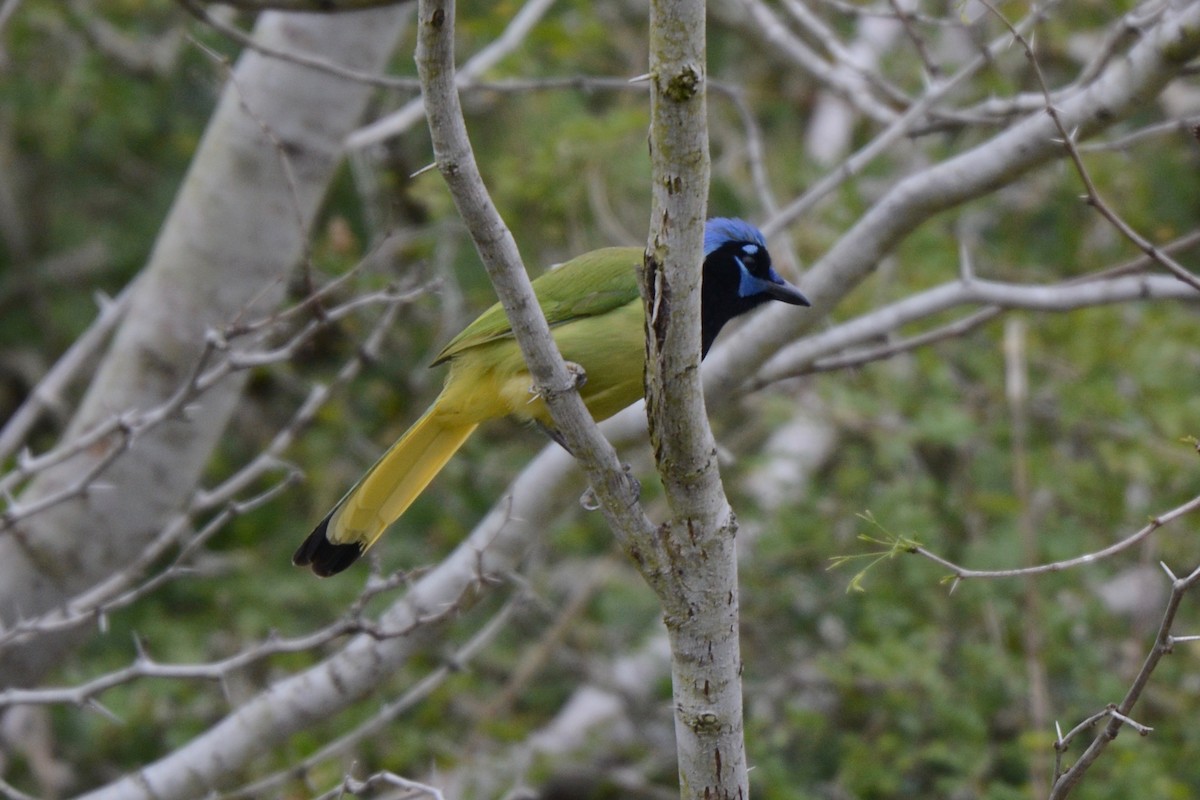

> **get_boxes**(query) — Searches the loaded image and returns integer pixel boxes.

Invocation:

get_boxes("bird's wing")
[431,246,642,365]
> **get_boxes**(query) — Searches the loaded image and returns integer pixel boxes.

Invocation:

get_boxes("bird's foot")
[563,360,588,390]
[529,362,588,405]
[531,362,590,453]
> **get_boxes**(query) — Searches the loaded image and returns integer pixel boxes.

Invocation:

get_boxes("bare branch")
[180,0,420,90]
[707,2,1200,399]
[752,272,1200,387]
[73,440,582,799]
[1049,563,1200,798]
[335,771,445,800]
[181,0,414,13]
[224,597,518,798]
[765,2,1047,235]
[723,0,899,124]
[0,288,131,463]
[347,0,559,149]
[911,491,1200,582]
[0,282,420,531]
[977,0,1200,292]
[0,281,418,665]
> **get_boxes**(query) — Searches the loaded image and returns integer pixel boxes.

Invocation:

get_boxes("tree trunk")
[641,2,749,798]
[0,8,408,687]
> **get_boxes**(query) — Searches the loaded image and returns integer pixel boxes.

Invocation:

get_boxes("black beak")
[766,279,811,307]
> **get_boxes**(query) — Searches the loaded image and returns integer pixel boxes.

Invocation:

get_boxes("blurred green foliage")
[2,0,1200,798]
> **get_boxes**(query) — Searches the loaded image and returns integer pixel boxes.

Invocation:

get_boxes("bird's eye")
[737,242,771,276]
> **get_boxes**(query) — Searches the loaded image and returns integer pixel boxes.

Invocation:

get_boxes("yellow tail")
[293,403,477,576]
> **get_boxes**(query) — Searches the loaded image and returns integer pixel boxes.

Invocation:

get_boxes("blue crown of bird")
[294,218,810,576]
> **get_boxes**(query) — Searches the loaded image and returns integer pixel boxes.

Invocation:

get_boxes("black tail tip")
[293,511,364,577]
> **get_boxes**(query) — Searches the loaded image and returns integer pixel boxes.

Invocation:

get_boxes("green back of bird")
[432,247,643,365]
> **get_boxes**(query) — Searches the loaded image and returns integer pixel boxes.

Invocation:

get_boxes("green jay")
[295,218,810,576]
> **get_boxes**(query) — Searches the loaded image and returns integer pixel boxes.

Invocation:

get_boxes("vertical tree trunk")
[643,2,749,798]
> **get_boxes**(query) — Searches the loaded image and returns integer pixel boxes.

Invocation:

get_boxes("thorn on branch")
[410,161,438,178]
[86,698,123,724]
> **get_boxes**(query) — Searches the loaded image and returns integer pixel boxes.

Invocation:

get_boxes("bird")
[294,218,810,576]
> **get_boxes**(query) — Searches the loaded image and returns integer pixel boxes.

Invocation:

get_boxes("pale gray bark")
[641,2,749,799]
[74,443,582,800]
[0,8,408,686]
[757,274,1200,385]
[345,0,557,149]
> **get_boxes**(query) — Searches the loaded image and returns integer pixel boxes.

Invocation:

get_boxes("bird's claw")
[529,362,587,405]
[563,361,588,390]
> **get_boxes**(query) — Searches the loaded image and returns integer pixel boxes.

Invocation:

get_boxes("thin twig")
[750,271,1200,389]
[977,0,1200,293]
[224,596,520,799]
[0,566,479,711]
[178,0,420,90]
[1048,563,1200,798]
[347,0,558,149]
[0,287,131,463]
[912,492,1200,582]
[763,1,1051,236]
